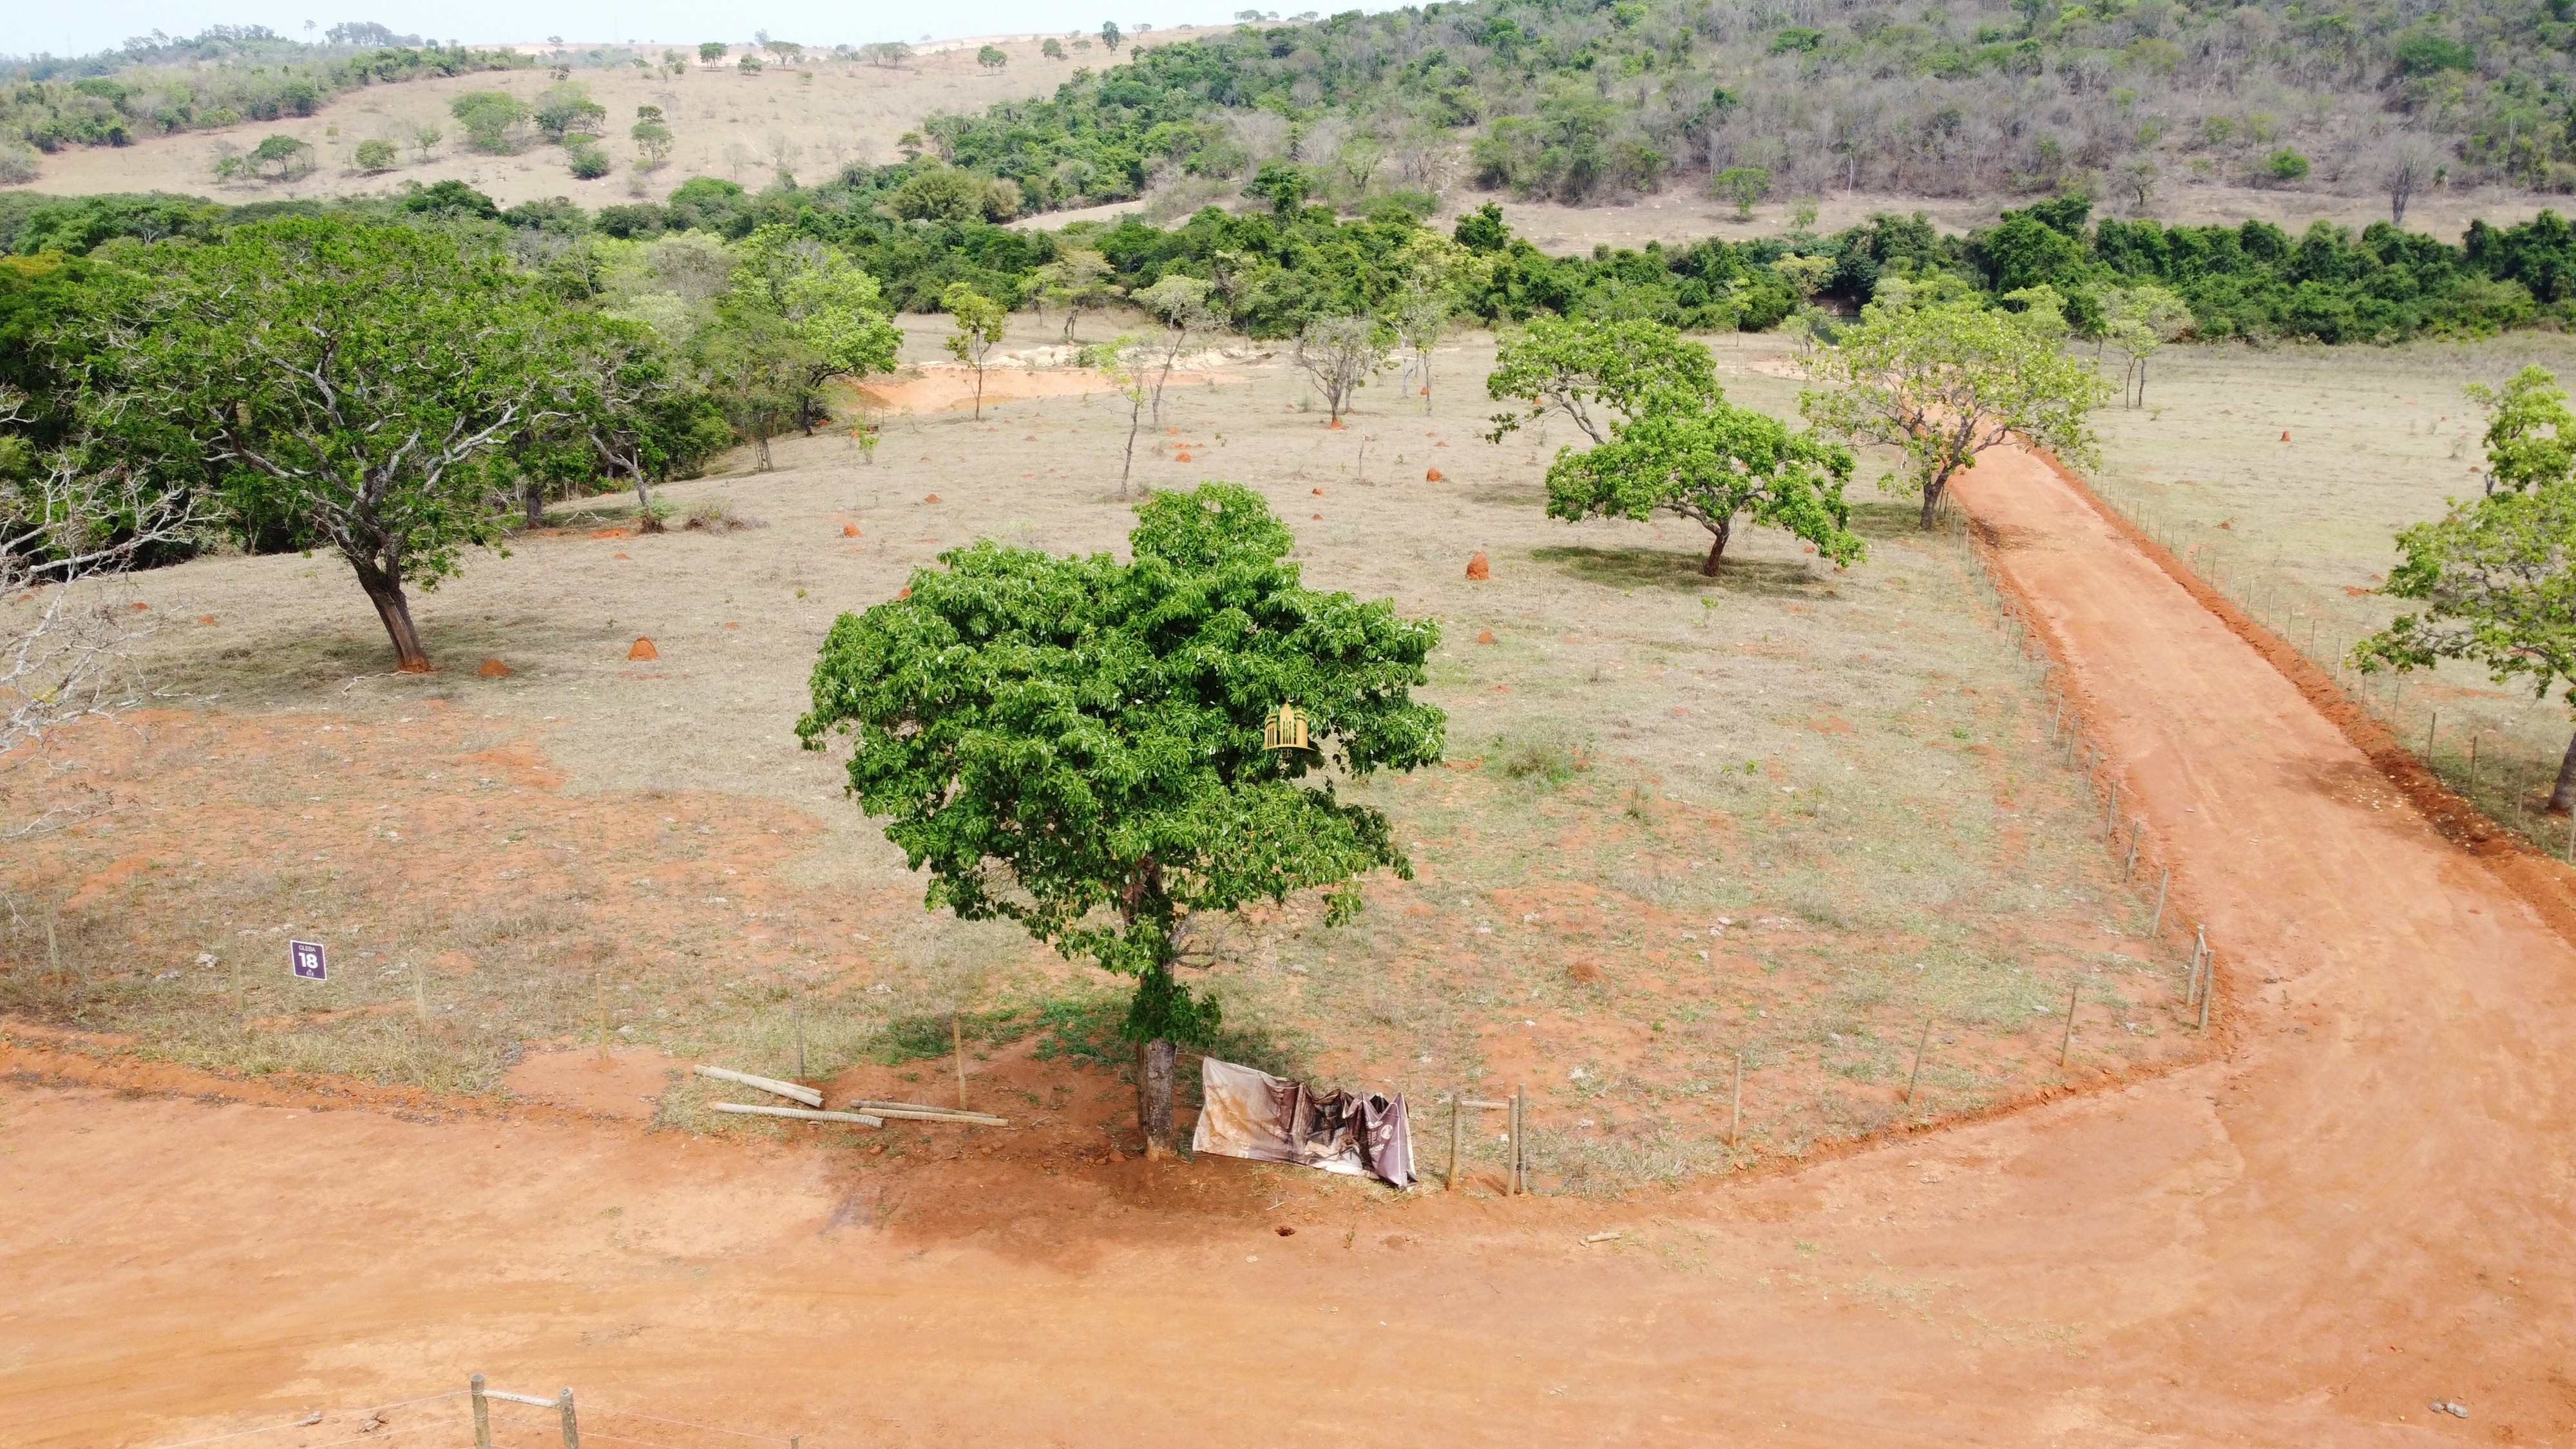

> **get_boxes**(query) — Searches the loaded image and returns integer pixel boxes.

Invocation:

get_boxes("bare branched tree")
[1292,315,1392,427]
[1,390,202,834]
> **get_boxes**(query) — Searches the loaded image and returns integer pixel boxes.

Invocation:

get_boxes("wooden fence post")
[2059,977,2080,1068]
[2198,949,2215,1034]
[2123,821,2141,881]
[1448,1094,1462,1193]
[953,1014,967,1109]
[2149,867,2170,938]
[558,1387,579,1449]
[1904,1016,1932,1106]
[470,1374,490,1449]
[1729,1052,1743,1149]
[1511,1084,1526,1195]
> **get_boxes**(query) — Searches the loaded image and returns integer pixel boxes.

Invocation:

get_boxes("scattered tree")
[533,81,607,144]
[450,91,531,153]
[1131,274,1219,426]
[861,41,913,68]
[1713,165,1771,220]
[352,137,399,173]
[1083,333,1157,499]
[1042,37,1066,59]
[2463,366,2575,498]
[2095,284,2191,408]
[698,41,727,62]
[1031,248,1115,340]
[2267,147,2311,182]
[2354,461,2576,811]
[87,219,575,672]
[1487,318,1862,574]
[631,106,674,169]
[796,482,1445,1152]
[1800,298,2112,529]
[940,283,1009,421]
[978,44,1008,70]
[1293,315,1391,426]
[1101,21,1125,51]
[731,225,904,433]
[249,133,316,181]
[407,123,442,163]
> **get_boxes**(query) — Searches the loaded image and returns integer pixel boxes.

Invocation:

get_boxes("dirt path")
[5,444,2569,1447]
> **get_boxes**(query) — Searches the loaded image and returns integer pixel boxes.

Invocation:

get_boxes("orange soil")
[5,444,2571,1444]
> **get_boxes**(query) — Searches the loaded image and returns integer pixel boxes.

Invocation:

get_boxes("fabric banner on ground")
[1191,1057,1415,1188]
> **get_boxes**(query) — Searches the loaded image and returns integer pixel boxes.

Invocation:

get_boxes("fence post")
[2059,976,2080,1068]
[2198,949,2215,1033]
[1447,1093,1462,1193]
[1904,1016,1932,1106]
[558,1387,579,1449]
[1729,1052,1742,1149]
[2149,867,2169,938]
[2123,821,2141,881]
[1511,1084,1526,1195]
[471,1374,490,1449]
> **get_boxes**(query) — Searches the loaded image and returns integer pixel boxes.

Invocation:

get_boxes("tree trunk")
[754,430,773,473]
[1919,473,1948,530]
[2553,729,2576,813]
[352,557,431,672]
[973,365,985,421]
[521,478,545,530]
[1119,402,1143,500]
[634,476,662,531]
[1701,516,1733,575]
[1137,1036,1177,1157]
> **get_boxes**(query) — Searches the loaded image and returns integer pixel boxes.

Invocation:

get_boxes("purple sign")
[289,940,327,981]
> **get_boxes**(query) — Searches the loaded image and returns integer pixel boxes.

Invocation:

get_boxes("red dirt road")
[5,446,2570,1447]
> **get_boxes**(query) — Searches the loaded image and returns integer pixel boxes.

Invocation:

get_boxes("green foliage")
[796,481,1445,1049]
[977,45,1009,71]
[82,217,577,669]
[353,138,399,173]
[533,82,607,144]
[450,90,531,153]
[1493,317,1862,572]
[2463,365,2576,496]
[2266,148,2312,182]
[566,142,612,179]
[1713,166,1773,220]
[1801,297,2112,527]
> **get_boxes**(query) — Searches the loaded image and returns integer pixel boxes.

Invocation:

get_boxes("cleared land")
[5,428,2567,1446]
[1,321,2182,1200]
[2087,334,2576,854]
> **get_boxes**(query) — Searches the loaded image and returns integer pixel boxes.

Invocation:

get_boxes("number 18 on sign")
[289,940,327,981]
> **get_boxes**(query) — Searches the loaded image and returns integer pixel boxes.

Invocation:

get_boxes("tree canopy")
[796,482,1445,1148]
[86,216,573,670]
[1800,296,2111,528]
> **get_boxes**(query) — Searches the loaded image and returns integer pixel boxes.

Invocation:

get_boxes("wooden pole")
[2425,709,2438,764]
[794,992,807,1080]
[470,1374,490,1449]
[595,976,609,1062]
[1730,1052,1743,1148]
[1511,1084,1525,1195]
[2150,866,2170,938]
[2059,976,2080,1068]
[557,1387,579,1449]
[953,1014,967,1109]
[2198,949,2214,1032]
[1903,1016,1932,1105]
[2123,821,2141,881]
[414,963,428,1023]
[2469,734,2481,795]
[2106,777,2120,834]
[1448,1094,1462,1192]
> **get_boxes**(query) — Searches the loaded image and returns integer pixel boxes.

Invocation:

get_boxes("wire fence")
[2083,472,2576,860]
[141,1378,810,1449]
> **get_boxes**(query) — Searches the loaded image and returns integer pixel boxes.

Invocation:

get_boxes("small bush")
[682,498,763,532]
[566,142,612,179]
[1496,730,1591,787]
[0,146,39,185]
[352,138,399,173]
[2266,147,2311,182]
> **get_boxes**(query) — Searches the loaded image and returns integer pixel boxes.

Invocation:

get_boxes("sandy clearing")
[3,437,2568,1444]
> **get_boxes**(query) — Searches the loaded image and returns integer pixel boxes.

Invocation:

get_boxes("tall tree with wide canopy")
[89,217,569,672]
[797,483,1446,1150]
[1799,298,2111,529]
[1489,317,1864,574]
[727,225,902,433]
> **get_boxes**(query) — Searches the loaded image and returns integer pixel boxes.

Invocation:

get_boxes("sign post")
[289,939,327,981]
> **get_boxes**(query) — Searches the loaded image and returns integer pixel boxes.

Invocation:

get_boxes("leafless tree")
[1293,316,1391,427]
[2386,138,2435,227]
[1,390,203,834]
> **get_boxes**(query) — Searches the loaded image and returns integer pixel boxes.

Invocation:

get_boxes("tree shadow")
[1529,544,1825,598]
[139,611,630,710]
[1847,500,1936,542]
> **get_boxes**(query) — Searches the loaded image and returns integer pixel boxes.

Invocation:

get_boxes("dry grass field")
[2086,334,2576,852]
[0,318,2200,1194]
[16,33,1219,209]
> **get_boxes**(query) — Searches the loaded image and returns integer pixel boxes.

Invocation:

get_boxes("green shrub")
[2267,148,2311,182]
[352,138,399,172]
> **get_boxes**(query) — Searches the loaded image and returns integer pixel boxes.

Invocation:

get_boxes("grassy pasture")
[2088,333,2576,849]
[0,321,2195,1191]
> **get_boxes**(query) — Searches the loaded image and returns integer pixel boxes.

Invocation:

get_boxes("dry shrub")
[683,499,765,533]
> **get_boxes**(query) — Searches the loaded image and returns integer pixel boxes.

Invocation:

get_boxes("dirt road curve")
[5,448,2569,1447]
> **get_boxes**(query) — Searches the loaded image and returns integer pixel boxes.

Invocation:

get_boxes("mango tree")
[797,483,1445,1151]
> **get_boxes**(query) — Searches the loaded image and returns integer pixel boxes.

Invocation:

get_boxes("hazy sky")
[10,2,1309,59]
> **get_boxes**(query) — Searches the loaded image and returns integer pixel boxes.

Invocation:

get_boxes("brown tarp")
[1190,1057,1415,1188]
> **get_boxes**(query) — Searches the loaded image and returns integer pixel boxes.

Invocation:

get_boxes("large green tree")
[2463,365,2575,497]
[797,483,1445,1150]
[2358,370,2576,810]
[728,225,902,433]
[90,217,571,672]
[1800,298,2112,529]
[1489,317,1864,574]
